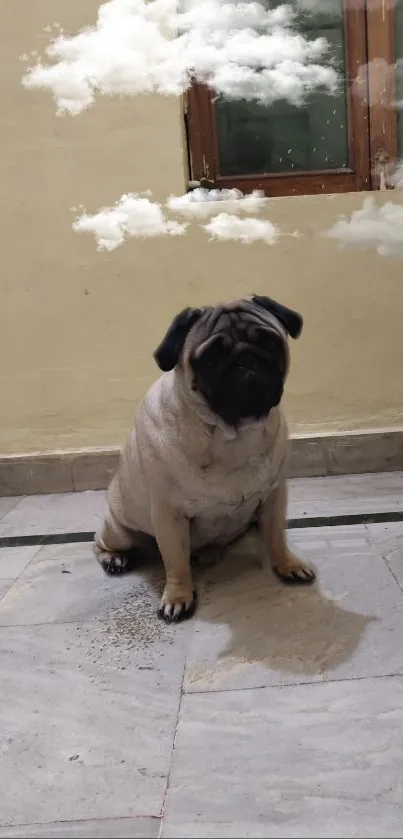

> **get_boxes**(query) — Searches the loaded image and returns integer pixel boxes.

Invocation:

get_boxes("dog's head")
[154,295,302,427]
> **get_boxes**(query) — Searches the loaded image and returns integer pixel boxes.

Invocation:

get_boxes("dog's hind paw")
[97,552,129,575]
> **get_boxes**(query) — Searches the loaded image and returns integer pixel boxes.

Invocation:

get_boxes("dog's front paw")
[97,552,129,576]
[158,585,198,623]
[273,552,316,585]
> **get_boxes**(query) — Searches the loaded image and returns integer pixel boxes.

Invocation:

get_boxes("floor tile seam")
[380,553,403,595]
[159,635,196,838]
[156,795,403,827]
[182,671,403,697]
[0,580,15,603]
[365,520,403,593]
[0,616,110,630]
[0,496,26,525]
[0,815,162,831]
[0,542,44,602]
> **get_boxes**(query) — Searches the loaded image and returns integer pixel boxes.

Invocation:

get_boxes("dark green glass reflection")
[215,1,348,175]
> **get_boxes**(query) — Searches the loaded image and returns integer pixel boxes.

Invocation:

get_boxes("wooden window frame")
[366,0,397,188]
[186,0,398,196]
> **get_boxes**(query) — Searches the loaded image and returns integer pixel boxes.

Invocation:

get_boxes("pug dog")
[94,294,315,622]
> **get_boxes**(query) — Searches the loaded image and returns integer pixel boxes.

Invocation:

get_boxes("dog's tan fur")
[95,298,315,621]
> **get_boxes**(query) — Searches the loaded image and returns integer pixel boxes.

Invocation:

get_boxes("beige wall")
[1,0,403,455]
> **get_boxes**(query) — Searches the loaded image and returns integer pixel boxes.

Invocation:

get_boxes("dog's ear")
[251,294,303,339]
[154,307,203,371]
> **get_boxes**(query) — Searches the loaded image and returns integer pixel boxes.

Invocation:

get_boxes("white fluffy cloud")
[22,0,339,115]
[204,213,279,244]
[166,187,268,219]
[73,193,187,250]
[72,188,282,248]
[388,161,403,189]
[326,197,403,260]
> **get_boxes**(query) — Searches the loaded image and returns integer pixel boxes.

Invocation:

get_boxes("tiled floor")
[0,473,403,838]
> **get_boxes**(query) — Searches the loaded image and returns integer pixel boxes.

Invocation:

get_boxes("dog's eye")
[256,330,281,352]
[204,348,223,368]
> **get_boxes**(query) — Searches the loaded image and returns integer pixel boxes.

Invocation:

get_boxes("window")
[186,0,402,196]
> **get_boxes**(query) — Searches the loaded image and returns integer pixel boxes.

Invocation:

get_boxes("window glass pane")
[215,0,348,176]
[396,0,403,156]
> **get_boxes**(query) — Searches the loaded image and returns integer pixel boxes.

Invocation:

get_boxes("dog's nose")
[238,368,256,382]
[237,353,259,373]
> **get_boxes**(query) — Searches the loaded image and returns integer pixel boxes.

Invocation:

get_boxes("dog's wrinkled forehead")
[188,298,286,348]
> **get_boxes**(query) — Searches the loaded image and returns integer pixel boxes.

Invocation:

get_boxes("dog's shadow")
[121,529,376,686]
